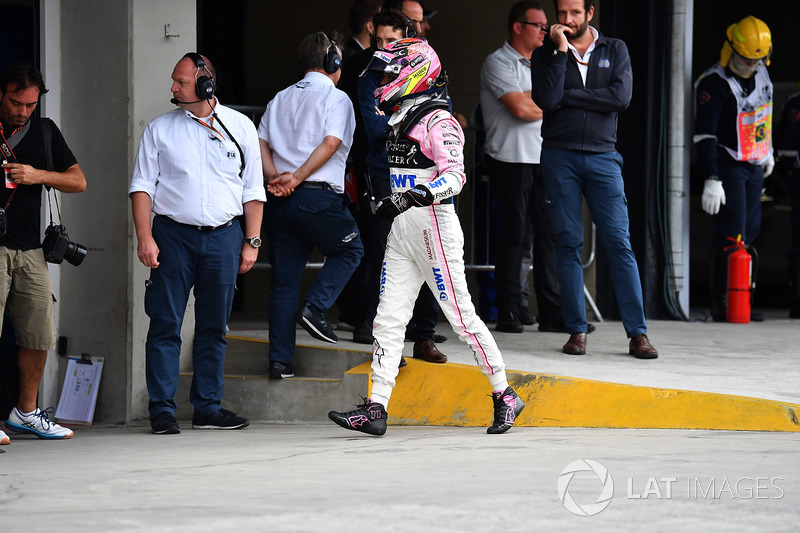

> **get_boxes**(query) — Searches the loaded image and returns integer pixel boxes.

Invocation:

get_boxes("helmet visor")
[367,51,397,74]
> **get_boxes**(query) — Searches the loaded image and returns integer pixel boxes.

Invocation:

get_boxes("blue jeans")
[145,216,242,418]
[266,189,363,365]
[541,148,647,337]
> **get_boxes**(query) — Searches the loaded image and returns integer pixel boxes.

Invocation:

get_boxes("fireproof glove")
[702,178,726,215]
[375,185,435,220]
[763,153,775,178]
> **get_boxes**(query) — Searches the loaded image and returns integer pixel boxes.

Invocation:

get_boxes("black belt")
[295,181,334,191]
[437,197,454,204]
[159,215,233,232]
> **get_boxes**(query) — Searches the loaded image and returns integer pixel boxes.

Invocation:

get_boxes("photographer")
[0,64,86,445]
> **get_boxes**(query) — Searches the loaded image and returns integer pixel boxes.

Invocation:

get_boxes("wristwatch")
[245,236,262,248]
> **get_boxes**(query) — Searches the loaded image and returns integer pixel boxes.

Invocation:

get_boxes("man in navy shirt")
[531,0,657,359]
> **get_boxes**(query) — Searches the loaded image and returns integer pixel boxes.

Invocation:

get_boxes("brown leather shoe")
[412,339,448,363]
[629,334,658,359]
[562,333,587,355]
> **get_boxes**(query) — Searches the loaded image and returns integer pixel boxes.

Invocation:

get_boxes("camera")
[42,223,87,266]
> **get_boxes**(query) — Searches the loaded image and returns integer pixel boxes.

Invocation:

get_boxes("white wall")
[45,0,196,423]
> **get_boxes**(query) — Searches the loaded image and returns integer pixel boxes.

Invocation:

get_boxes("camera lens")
[65,242,88,266]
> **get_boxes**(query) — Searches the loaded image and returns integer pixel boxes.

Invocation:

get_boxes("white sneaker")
[0,429,9,445]
[5,407,73,440]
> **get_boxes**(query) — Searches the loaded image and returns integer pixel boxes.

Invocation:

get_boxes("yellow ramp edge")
[345,360,800,432]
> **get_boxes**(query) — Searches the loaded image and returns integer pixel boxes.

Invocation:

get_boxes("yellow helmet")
[720,16,772,67]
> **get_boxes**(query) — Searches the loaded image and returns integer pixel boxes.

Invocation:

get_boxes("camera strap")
[45,184,63,227]
[0,119,31,161]
[0,122,31,210]
[2,119,45,210]
[37,118,64,225]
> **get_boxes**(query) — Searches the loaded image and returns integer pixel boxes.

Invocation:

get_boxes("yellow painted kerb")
[346,360,800,432]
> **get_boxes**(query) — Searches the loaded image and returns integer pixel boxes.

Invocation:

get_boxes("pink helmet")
[367,38,447,111]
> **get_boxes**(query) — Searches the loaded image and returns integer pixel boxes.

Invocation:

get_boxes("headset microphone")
[170,97,206,105]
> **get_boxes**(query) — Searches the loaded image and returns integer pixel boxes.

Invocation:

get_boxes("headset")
[322,34,342,74]
[184,52,216,100]
[175,53,244,178]
[368,10,418,50]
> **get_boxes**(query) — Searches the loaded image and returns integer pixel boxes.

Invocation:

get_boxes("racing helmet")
[367,38,447,110]
[720,15,772,67]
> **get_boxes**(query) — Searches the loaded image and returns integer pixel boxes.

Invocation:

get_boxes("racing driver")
[328,38,526,436]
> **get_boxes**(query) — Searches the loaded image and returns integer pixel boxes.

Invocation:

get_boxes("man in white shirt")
[480,1,563,334]
[259,32,363,380]
[130,53,266,434]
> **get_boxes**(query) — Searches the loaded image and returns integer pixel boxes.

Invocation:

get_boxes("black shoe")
[192,408,249,430]
[151,411,180,435]
[495,312,523,333]
[352,322,373,344]
[539,322,596,334]
[750,311,765,322]
[269,360,294,379]
[296,302,338,343]
[519,308,537,326]
[487,386,525,434]
[328,397,388,436]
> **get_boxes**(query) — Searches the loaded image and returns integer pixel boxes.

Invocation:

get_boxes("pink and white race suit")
[370,104,509,404]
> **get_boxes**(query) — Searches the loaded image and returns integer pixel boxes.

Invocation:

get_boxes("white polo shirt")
[129,100,266,227]
[258,71,355,193]
[480,41,542,164]
[568,26,599,85]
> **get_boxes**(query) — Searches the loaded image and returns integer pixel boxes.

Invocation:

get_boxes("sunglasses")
[517,21,548,31]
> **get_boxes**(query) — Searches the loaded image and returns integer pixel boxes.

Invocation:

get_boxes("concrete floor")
[1,424,798,532]
[2,315,799,531]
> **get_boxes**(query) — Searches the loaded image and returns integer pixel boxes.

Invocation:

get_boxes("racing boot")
[328,397,387,436]
[487,386,525,434]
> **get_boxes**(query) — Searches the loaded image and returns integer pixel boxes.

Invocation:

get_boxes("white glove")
[763,153,775,178]
[702,179,726,215]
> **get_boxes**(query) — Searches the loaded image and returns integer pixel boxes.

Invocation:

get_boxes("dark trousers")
[489,156,562,325]
[145,216,242,418]
[266,189,363,364]
[712,157,764,251]
[709,157,764,317]
[354,177,393,327]
[790,169,800,262]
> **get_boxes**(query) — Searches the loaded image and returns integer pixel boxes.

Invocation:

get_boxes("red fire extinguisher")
[726,234,752,323]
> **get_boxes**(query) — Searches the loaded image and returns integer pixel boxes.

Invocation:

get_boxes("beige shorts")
[0,247,56,350]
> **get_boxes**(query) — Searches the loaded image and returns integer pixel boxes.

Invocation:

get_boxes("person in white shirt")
[258,32,363,380]
[130,52,266,434]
